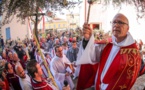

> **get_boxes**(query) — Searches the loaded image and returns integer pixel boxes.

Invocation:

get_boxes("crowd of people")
[0,13,144,90]
[0,30,81,90]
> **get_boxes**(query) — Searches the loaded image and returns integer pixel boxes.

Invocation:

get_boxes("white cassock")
[50,55,74,90]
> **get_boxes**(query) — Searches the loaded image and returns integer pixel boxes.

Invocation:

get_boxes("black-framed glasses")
[111,21,128,26]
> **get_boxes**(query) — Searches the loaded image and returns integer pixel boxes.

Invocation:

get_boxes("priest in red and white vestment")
[76,13,141,90]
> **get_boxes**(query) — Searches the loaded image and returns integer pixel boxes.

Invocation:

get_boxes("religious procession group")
[0,24,145,90]
[0,31,84,90]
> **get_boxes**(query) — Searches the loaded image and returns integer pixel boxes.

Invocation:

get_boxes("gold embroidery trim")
[127,52,139,79]
[111,55,128,90]
[119,84,127,90]
[112,48,139,90]
[120,48,139,55]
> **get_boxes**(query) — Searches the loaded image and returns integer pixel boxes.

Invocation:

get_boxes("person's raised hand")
[83,23,92,40]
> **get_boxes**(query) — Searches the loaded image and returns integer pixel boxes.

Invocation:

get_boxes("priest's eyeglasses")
[111,21,128,26]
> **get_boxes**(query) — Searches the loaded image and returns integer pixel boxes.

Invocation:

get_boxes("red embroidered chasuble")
[96,43,141,90]
[77,43,141,90]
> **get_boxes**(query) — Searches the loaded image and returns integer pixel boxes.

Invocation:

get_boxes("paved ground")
[131,74,145,90]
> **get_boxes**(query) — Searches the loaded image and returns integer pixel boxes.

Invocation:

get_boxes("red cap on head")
[69,38,73,42]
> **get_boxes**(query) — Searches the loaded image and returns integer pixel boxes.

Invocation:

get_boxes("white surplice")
[75,35,103,78]
[76,35,98,65]
[50,55,74,90]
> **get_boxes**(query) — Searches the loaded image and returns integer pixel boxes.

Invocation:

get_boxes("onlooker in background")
[51,38,60,58]
[13,53,25,70]
[28,44,35,60]
[17,46,26,61]
[27,60,57,90]
[22,43,30,61]
[0,36,4,50]
[0,60,9,90]
[72,36,81,47]
[2,47,7,60]
[5,62,22,90]
[53,38,60,47]
[0,71,9,90]
[61,36,68,45]
[47,33,51,42]
[44,53,52,66]
[7,52,13,63]
[47,37,54,52]
[62,43,68,56]
[40,38,49,52]
[35,49,49,79]
[16,65,33,90]
[66,41,79,63]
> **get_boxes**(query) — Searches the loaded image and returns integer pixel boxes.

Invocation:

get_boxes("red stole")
[96,43,113,89]
[96,43,141,90]
[77,63,98,90]
[31,78,53,90]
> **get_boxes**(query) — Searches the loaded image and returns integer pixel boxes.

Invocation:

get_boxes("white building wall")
[1,15,45,41]
[1,15,29,41]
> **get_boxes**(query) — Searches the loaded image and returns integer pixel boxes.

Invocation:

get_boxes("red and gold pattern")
[77,43,141,90]
[96,43,141,90]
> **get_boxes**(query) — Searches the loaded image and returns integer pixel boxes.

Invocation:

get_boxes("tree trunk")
[34,6,39,42]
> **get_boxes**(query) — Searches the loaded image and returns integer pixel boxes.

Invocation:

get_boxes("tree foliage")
[0,0,82,25]
[98,0,145,18]
[1,0,145,25]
